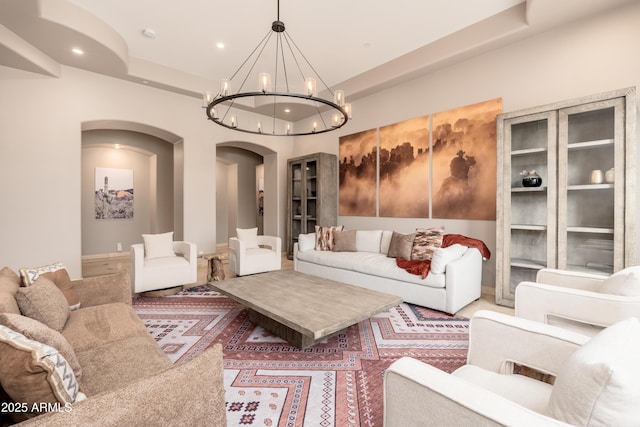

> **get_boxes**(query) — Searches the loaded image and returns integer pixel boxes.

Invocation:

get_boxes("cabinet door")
[304,158,318,234]
[496,111,557,306]
[558,98,625,274]
[289,161,303,255]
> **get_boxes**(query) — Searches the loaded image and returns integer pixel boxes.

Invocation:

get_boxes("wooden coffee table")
[212,270,402,348]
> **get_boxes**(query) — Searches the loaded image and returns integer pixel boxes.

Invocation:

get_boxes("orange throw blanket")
[396,234,491,279]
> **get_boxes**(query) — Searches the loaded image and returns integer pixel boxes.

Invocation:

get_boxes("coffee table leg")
[248,309,315,349]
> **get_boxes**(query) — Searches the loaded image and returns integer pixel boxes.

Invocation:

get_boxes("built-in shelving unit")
[286,153,337,259]
[496,87,636,307]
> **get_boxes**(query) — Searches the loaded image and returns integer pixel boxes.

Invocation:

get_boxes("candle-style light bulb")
[305,78,316,97]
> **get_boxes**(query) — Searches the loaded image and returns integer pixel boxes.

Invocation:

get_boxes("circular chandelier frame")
[204,1,350,136]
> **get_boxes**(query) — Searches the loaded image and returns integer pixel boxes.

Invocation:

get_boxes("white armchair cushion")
[143,232,176,259]
[547,317,640,427]
[236,227,259,249]
[297,233,315,252]
[430,244,467,274]
[599,271,640,296]
[355,230,382,253]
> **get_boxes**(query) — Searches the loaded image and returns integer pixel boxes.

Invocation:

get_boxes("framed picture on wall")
[339,128,377,216]
[95,167,134,219]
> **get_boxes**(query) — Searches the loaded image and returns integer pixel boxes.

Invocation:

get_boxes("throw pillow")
[599,270,640,297]
[355,230,383,253]
[411,226,445,261]
[0,267,20,295]
[236,227,259,249]
[15,277,70,333]
[547,317,640,427]
[430,244,468,274]
[19,262,80,310]
[0,313,82,383]
[332,230,357,252]
[380,231,394,255]
[143,232,176,259]
[0,325,84,411]
[386,232,416,260]
[297,233,316,252]
[315,225,344,251]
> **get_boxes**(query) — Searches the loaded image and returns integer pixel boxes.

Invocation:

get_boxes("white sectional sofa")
[293,230,483,314]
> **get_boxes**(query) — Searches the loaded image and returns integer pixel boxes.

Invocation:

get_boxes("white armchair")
[515,267,640,337]
[131,234,197,293]
[229,234,281,276]
[384,310,640,427]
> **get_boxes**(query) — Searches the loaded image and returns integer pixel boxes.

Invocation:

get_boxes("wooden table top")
[212,270,402,340]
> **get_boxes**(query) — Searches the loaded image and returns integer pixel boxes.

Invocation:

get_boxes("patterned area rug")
[132,285,469,427]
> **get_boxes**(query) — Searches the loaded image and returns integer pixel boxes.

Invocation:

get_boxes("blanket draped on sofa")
[396,234,491,279]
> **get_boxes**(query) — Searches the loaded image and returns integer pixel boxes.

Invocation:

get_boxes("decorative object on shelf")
[520,170,542,187]
[590,169,603,184]
[203,0,351,136]
[605,168,615,183]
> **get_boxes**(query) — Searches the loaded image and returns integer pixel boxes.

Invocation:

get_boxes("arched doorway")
[80,120,184,256]
[216,141,278,247]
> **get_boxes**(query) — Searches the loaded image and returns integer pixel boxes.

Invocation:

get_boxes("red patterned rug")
[132,285,469,427]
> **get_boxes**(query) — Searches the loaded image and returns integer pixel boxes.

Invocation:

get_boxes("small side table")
[201,254,226,282]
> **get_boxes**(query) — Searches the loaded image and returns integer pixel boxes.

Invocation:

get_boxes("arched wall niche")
[80,119,185,256]
[216,141,278,245]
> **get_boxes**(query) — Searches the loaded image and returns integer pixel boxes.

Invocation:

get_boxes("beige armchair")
[515,267,640,337]
[229,228,281,276]
[384,310,640,427]
[131,232,197,293]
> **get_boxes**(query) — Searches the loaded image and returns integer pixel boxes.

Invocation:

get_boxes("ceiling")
[0,0,635,111]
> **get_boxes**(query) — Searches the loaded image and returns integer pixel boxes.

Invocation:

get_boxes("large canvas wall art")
[431,98,502,220]
[379,115,430,217]
[95,167,134,219]
[339,128,377,216]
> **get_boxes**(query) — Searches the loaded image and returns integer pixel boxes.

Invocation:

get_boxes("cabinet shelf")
[511,224,547,231]
[567,184,613,191]
[510,258,547,269]
[566,226,614,234]
[567,139,614,150]
[511,186,547,193]
[511,147,548,156]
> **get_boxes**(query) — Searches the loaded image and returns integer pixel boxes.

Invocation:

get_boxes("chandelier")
[203,0,351,136]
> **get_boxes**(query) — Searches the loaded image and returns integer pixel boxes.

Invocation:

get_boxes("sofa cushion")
[62,302,152,353]
[547,317,640,427]
[315,225,343,251]
[411,226,444,261]
[142,256,192,290]
[297,232,316,252]
[15,277,70,333]
[332,229,357,252]
[599,270,640,297]
[18,262,80,310]
[76,336,170,396]
[356,230,383,253]
[0,325,84,412]
[430,244,468,274]
[236,227,259,249]
[387,232,416,260]
[0,313,82,383]
[296,250,446,288]
[143,231,176,259]
[0,267,20,295]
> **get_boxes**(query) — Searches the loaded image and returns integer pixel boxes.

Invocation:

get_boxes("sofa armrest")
[536,268,607,292]
[468,310,589,376]
[19,345,227,427]
[173,241,197,283]
[384,357,571,427]
[515,281,640,332]
[72,271,132,307]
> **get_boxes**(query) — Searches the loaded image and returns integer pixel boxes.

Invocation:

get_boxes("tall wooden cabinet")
[286,153,338,259]
[496,87,636,307]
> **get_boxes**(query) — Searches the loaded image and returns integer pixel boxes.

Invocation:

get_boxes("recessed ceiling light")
[71,47,84,55]
[216,42,225,49]
[114,144,120,149]
[284,108,291,113]
[142,28,156,38]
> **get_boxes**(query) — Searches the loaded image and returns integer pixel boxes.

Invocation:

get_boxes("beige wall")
[291,2,640,286]
[1,2,639,286]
